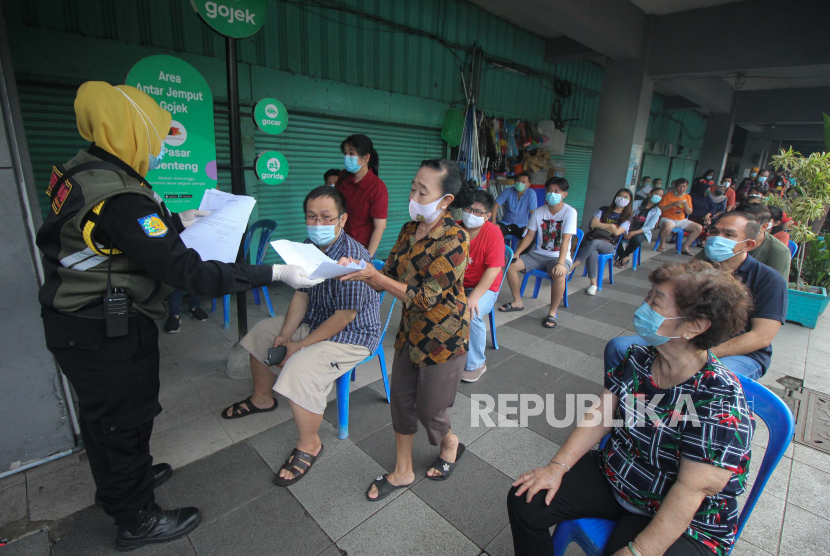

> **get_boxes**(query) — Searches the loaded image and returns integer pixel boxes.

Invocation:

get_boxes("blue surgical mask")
[344,155,363,173]
[704,236,748,262]
[650,195,662,204]
[758,176,768,184]
[307,222,339,246]
[633,302,687,346]
[750,172,758,178]
[546,192,562,206]
[148,143,166,171]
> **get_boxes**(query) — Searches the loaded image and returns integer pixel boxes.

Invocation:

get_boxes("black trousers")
[499,223,530,256]
[507,452,710,556]
[616,233,649,259]
[43,310,162,528]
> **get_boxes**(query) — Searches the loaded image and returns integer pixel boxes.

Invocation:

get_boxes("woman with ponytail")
[335,134,388,257]
[339,160,476,500]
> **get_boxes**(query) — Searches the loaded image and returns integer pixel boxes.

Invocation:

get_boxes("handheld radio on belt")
[103,240,130,337]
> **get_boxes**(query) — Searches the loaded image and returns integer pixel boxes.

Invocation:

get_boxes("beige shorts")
[240,316,370,414]
[659,217,695,230]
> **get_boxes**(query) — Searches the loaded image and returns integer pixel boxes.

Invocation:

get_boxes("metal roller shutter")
[253,115,444,262]
[668,158,698,187]
[642,154,671,186]
[553,144,592,219]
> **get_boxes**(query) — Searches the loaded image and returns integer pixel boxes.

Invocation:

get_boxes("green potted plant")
[768,148,830,328]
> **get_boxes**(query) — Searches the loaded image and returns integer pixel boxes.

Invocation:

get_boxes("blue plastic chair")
[335,259,395,440]
[534,187,547,207]
[519,229,584,309]
[487,246,513,349]
[211,220,278,329]
[787,240,797,259]
[653,228,687,254]
[504,234,519,253]
[551,375,794,556]
[580,237,621,291]
[615,239,642,271]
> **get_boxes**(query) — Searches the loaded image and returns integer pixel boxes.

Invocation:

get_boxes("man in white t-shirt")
[498,177,578,329]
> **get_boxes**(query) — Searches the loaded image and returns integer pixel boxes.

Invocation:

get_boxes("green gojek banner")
[126,55,217,211]
[256,151,289,185]
[190,0,267,38]
[254,98,288,135]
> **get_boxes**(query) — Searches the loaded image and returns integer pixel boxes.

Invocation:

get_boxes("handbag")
[584,228,615,242]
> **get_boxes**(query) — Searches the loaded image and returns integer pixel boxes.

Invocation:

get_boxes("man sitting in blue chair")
[499,177,577,329]
[492,172,537,255]
[221,186,380,486]
[458,190,505,383]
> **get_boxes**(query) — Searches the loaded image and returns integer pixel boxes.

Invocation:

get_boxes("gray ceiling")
[628,0,747,15]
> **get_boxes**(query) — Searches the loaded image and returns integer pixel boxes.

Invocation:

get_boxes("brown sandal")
[273,445,324,487]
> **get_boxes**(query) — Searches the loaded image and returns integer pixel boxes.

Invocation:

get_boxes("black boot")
[116,503,201,552]
[96,463,173,506]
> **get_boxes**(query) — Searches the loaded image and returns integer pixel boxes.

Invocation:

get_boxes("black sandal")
[273,445,324,487]
[427,443,466,481]
[221,396,278,420]
[366,474,409,502]
[499,303,524,313]
[542,316,557,328]
[615,257,629,269]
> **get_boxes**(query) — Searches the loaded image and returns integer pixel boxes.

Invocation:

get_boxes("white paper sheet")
[180,191,257,263]
[270,239,365,280]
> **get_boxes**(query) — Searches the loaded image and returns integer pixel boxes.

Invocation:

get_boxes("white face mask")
[614,196,630,208]
[461,211,485,229]
[409,196,448,223]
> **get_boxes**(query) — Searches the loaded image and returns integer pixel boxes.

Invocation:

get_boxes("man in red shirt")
[335,134,388,257]
[458,191,505,382]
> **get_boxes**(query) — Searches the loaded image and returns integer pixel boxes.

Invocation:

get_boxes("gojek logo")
[256,150,289,185]
[253,98,288,135]
[191,0,267,39]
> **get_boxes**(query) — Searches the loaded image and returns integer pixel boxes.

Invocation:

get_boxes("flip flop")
[542,315,557,328]
[366,474,410,502]
[273,445,324,487]
[221,396,278,420]
[427,443,466,481]
[499,303,524,313]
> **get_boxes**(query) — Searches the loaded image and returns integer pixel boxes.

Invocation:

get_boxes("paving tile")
[189,370,260,412]
[159,442,275,526]
[546,371,604,403]
[525,396,578,445]
[729,540,774,556]
[751,418,793,459]
[520,341,591,376]
[49,503,194,556]
[803,357,830,395]
[787,460,830,520]
[216,391,296,443]
[162,326,234,380]
[584,302,636,329]
[488,352,567,392]
[469,425,560,480]
[336,491,479,556]
[188,490,331,556]
[791,443,830,472]
[481,323,545,353]
[457,364,538,404]
[746,444,792,501]
[27,459,96,522]
[355,423,437,480]
[159,355,189,393]
[779,503,830,556]
[411,452,511,548]
[484,525,514,556]
[769,341,807,379]
[548,327,608,359]
[481,345,522,370]
[737,490,786,551]
[155,381,212,434]
[247,418,353,475]
[288,445,404,540]
[505,313,563,339]
[560,313,626,341]
[566,355,606,385]
[149,413,232,470]
[808,330,830,354]
[0,529,51,556]
[0,481,27,527]
[24,452,85,481]
[322,383,393,443]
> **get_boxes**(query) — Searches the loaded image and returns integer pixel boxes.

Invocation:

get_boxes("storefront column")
[584,57,653,227]
[698,112,735,182]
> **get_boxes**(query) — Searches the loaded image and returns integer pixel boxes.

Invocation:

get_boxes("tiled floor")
[2,248,830,555]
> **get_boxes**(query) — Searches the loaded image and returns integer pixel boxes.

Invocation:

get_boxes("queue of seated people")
[161,158,790,556]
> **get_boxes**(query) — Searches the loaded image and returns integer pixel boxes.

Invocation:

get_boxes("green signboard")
[254,98,288,135]
[126,55,217,211]
[190,0,267,38]
[256,151,289,185]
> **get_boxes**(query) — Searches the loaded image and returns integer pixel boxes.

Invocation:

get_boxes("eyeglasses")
[463,207,489,217]
[305,214,342,224]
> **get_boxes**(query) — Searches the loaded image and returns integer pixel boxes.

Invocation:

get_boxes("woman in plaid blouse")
[339,160,479,501]
[509,261,757,556]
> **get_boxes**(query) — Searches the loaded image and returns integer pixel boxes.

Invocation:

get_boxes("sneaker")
[189,307,209,322]
[164,315,181,334]
[461,364,487,383]
[586,285,598,296]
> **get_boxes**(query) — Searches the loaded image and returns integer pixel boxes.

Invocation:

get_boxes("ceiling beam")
[734,87,830,125]
[544,37,599,65]
[744,125,825,142]
[657,77,735,114]
[648,0,830,78]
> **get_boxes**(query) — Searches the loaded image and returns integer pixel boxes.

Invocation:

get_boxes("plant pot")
[786,284,829,328]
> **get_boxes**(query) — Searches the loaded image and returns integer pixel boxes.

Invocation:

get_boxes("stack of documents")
[180,189,257,263]
[271,239,366,280]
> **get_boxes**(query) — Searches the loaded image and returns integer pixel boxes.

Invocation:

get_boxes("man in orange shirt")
[657,178,702,255]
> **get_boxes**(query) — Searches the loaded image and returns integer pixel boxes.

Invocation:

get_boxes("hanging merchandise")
[441,109,464,147]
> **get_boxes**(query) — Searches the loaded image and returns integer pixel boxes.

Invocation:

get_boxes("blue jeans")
[466,288,499,371]
[604,335,765,380]
[167,290,202,317]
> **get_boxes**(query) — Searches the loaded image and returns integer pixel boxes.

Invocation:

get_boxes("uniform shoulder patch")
[52,179,72,214]
[137,213,168,237]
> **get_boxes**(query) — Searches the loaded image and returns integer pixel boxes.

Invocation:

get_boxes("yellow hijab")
[74,82,172,176]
